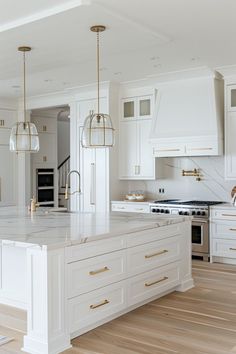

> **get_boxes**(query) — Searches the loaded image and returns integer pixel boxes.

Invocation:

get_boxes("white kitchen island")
[0,207,193,354]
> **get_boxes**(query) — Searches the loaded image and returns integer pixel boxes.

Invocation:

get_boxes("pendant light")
[10,47,39,153]
[81,25,115,148]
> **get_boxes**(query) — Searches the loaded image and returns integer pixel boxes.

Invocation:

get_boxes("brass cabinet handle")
[135,208,144,211]
[90,299,109,309]
[145,249,168,259]
[229,247,236,251]
[0,119,4,126]
[89,266,109,276]
[222,214,236,217]
[43,156,47,162]
[43,125,47,132]
[145,276,168,287]
[154,148,180,152]
[229,228,236,231]
[189,147,213,151]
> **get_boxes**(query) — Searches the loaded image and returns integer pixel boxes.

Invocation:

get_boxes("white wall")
[57,119,70,166]
[125,156,236,202]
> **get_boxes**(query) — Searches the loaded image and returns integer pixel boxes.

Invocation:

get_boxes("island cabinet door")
[127,235,181,276]
[69,281,126,334]
[67,250,127,297]
[127,263,180,306]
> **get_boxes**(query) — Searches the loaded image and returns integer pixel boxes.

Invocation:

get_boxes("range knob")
[160,209,164,213]
[201,211,206,216]
[184,211,189,216]
[192,211,196,215]
[197,211,201,216]
[156,208,160,213]
[179,211,183,215]
[165,209,170,214]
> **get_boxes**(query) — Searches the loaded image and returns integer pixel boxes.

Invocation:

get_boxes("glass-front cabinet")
[122,95,152,120]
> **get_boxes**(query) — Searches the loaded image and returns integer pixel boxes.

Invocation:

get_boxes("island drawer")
[126,223,182,248]
[68,281,126,333]
[212,239,236,258]
[127,235,181,276]
[111,202,150,213]
[67,250,126,297]
[211,220,236,240]
[127,263,180,306]
[66,235,126,262]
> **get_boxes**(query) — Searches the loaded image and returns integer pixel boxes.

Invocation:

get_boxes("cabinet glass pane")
[231,90,236,107]
[124,101,134,118]
[139,99,150,116]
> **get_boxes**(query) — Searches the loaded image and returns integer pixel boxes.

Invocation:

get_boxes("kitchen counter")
[0,207,190,249]
[210,202,235,209]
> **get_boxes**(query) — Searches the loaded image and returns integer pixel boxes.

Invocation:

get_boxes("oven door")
[192,219,209,254]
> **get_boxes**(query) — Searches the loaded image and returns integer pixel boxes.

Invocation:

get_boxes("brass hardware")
[90,25,106,33]
[229,228,236,231]
[155,148,181,152]
[229,247,236,251]
[145,250,168,259]
[43,125,47,132]
[18,46,31,52]
[90,299,109,309]
[182,168,201,181]
[43,156,47,162]
[89,266,109,276]
[0,120,4,126]
[145,276,168,287]
[222,214,236,217]
[30,196,40,212]
[135,208,144,211]
[189,147,213,151]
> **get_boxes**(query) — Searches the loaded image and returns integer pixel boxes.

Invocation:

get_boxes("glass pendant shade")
[10,122,39,152]
[81,112,115,148]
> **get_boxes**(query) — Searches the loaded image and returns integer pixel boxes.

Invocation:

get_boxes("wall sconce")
[182,168,201,181]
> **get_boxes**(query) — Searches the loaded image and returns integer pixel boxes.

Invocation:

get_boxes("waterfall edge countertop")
[0,207,191,249]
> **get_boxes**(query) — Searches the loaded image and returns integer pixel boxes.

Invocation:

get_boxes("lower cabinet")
[66,221,192,336]
[210,206,236,263]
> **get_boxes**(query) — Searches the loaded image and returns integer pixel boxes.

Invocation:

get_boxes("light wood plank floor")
[2,260,236,354]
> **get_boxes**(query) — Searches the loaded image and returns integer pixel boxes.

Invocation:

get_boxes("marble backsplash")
[124,156,236,202]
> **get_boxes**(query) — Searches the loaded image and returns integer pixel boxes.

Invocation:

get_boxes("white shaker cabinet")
[119,119,156,180]
[225,84,236,179]
[78,98,109,213]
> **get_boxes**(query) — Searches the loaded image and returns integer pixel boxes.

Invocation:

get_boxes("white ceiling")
[0,0,236,98]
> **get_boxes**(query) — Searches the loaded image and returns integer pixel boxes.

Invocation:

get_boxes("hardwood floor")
[2,260,236,354]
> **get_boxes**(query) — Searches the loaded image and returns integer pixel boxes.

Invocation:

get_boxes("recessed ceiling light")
[153,63,162,68]
[44,79,53,83]
[12,85,20,89]
[190,57,200,62]
[150,56,160,61]
[62,81,70,86]
[114,72,122,76]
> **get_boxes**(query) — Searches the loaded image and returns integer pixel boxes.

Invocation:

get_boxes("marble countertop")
[0,207,190,249]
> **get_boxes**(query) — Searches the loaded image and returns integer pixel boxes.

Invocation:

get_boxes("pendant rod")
[23,50,26,123]
[97,30,100,116]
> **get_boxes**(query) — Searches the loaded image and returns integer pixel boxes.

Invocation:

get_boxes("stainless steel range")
[150,200,224,261]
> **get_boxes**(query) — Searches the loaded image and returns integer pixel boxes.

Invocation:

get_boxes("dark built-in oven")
[192,218,209,260]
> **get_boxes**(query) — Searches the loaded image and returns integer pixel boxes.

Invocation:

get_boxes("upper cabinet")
[225,85,236,179]
[121,95,152,121]
[119,93,156,180]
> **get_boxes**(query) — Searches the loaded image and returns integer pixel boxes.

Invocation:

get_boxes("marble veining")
[0,207,189,249]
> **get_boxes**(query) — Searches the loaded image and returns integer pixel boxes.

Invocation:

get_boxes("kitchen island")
[0,208,193,354]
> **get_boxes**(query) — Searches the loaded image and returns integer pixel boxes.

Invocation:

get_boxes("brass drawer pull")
[145,249,168,259]
[222,214,236,217]
[145,276,168,287]
[89,266,109,276]
[229,247,236,251]
[90,299,109,309]
[155,148,180,152]
[229,228,236,231]
[189,147,213,151]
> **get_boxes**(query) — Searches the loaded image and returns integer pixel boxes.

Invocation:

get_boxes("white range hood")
[150,71,224,157]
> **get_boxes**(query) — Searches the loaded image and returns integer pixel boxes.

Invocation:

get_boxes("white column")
[22,246,71,354]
